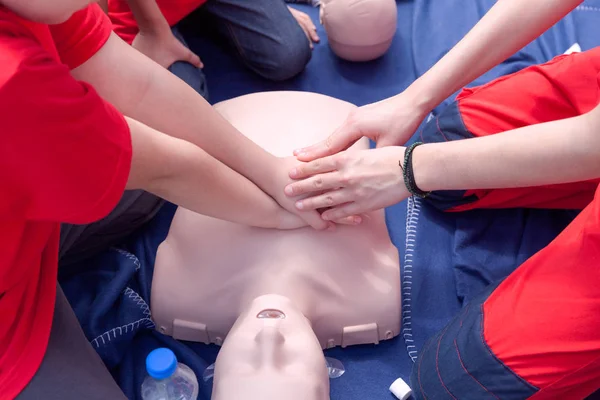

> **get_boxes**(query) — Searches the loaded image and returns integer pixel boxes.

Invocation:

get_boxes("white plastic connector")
[389,377,412,400]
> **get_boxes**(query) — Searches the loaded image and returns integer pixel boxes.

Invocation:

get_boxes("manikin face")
[0,0,96,24]
[212,294,330,400]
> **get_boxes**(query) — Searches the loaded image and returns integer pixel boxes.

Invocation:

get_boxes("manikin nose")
[254,322,286,370]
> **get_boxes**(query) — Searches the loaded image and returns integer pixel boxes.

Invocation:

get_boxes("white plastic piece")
[389,377,412,400]
[564,43,582,54]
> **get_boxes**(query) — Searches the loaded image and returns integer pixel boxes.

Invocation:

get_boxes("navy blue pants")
[169,0,312,100]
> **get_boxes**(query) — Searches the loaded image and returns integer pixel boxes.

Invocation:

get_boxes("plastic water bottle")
[141,348,199,400]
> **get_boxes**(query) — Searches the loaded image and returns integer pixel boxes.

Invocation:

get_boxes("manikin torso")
[151,91,401,399]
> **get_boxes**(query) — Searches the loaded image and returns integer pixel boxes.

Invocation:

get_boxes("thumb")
[294,121,361,162]
[301,209,333,231]
[184,49,203,68]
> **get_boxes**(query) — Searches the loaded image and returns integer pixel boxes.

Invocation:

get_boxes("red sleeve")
[49,4,112,69]
[0,27,132,224]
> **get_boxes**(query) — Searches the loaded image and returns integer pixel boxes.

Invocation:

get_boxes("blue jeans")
[167,0,312,98]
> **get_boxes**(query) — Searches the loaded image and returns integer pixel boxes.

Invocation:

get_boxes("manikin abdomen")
[151,91,401,350]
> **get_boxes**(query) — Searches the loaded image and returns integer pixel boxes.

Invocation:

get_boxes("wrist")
[401,78,439,117]
[410,143,439,193]
[254,155,282,195]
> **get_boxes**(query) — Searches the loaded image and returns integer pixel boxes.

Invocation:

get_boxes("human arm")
[403,0,583,113]
[124,0,202,68]
[412,104,600,193]
[67,30,330,229]
[125,117,305,229]
[125,0,168,33]
[294,0,584,160]
[284,103,600,220]
[0,20,301,229]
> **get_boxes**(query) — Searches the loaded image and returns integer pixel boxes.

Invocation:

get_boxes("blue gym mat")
[59,1,600,399]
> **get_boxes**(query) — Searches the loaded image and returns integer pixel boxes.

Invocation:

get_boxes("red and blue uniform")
[412,48,600,399]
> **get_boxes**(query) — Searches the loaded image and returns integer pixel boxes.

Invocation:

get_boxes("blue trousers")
[168,0,312,99]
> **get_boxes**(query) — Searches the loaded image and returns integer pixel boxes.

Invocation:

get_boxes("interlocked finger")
[286,171,343,197]
[295,189,350,211]
[321,202,363,221]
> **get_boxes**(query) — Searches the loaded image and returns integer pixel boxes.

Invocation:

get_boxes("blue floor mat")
[59,1,600,399]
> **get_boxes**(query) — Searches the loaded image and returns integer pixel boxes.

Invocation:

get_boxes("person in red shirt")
[107,0,320,99]
[0,1,351,398]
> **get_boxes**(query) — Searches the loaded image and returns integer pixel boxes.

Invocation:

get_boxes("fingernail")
[296,152,307,159]
[295,201,304,210]
[284,185,294,195]
[289,168,298,178]
[293,149,302,155]
[353,216,362,224]
[322,213,330,220]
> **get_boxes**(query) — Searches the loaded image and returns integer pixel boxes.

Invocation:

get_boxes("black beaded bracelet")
[400,142,431,198]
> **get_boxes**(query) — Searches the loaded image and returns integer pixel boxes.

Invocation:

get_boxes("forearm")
[414,106,600,192]
[124,117,281,228]
[126,0,170,33]
[403,0,583,113]
[72,33,278,192]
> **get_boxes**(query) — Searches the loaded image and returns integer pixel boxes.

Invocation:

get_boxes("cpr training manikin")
[151,91,401,400]
[319,0,397,61]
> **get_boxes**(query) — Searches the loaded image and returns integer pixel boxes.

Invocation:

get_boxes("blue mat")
[59,1,600,399]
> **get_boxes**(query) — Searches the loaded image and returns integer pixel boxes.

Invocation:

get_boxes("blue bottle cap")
[146,348,177,380]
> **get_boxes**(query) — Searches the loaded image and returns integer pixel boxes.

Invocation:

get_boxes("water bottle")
[141,348,199,400]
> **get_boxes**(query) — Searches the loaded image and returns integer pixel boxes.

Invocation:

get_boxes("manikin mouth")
[256,309,286,319]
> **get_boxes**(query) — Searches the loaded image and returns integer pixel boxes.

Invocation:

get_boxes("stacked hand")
[271,156,363,230]
[284,147,409,220]
[284,94,430,220]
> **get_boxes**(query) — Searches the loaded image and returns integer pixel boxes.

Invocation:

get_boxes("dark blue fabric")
[58,1,600,399]
[410,283,538,400]
[180,0,312,82]
[178,3,415,106]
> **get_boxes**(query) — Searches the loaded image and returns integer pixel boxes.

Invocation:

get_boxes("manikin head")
[0,0,95,24]
[212,294,330,400]
[320,0,397,62]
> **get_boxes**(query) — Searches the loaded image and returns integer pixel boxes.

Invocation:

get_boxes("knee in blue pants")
[168,27,209,100]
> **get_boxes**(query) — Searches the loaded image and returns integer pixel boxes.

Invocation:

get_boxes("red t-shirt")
[108,0,208,44]
[0,5,132,398]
